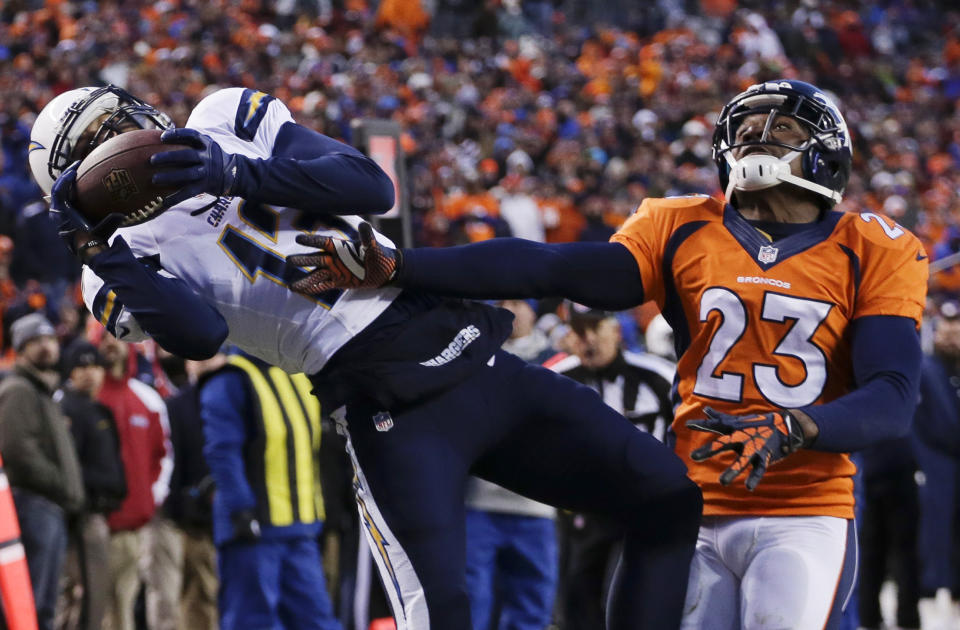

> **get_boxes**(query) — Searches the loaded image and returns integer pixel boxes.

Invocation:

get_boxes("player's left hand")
[150,128,241,206]
[50,161,124,259]
[287,221,401,294]
[686,407,806,491]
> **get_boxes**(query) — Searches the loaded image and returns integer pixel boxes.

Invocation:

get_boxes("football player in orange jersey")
[291,80,928,629]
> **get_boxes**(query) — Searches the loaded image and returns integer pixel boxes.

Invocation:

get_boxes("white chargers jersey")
[81,88,400,374]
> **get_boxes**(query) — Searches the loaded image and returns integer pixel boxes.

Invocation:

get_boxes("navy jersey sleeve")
[801,315,921,452]
[398,239,645,310]
[85,237,228,359]
[232,121,395,215]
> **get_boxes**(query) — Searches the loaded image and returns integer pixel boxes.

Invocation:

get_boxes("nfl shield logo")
[373,411,394,432]
[758,245,779,264]
[102,168,138,201]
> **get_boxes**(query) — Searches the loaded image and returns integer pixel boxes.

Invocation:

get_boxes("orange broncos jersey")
[611,195,928,518]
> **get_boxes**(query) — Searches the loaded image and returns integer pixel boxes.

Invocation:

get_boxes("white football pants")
[680,515,857,630]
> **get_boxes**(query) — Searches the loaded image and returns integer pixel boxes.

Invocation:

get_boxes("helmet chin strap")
[725,151,842,204]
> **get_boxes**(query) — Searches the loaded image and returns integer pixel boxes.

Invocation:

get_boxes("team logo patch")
[757,245,779,264]
[102,168,138,200]
[373,411,394,432]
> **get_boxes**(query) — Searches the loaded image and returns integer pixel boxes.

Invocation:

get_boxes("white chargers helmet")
[29,85,173,195]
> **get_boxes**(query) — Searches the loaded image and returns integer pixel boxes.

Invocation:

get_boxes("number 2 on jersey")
[693,287,833,408]
[218,201,358,308]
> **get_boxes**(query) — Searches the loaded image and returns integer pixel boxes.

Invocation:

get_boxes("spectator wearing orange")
[536,183,585,244]
[442,176,511,244]
[0,235,18,361]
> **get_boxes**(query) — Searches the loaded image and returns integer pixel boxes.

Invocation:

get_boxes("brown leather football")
[74,129,187,227]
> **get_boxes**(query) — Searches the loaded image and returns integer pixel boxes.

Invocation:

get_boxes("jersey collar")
[722,204,843,271]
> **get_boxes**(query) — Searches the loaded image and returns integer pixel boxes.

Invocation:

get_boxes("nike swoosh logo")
[917,253,928,261]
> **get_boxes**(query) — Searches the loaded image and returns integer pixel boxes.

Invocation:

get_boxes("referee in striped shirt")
[550,303,676,630]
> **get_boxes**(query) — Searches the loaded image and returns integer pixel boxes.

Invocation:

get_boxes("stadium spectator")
[0,313,84,630]
[94,329,172,630]
[0,235,19,360]
[163,354,225,630]
[56,338,126,630]
[463,299,558,630]
[141,346,187,630]
[0,2,956,263]
[857,432,922,629]
[200,351,340,630]
[911,298,960,626]
[547,304,675,630]
[493,175,546,243]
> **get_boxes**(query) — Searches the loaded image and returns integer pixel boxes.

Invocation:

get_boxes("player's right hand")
[287,221,401,294]
[150,128,240,207]
[686,407,806,491]
[50,161,123,259]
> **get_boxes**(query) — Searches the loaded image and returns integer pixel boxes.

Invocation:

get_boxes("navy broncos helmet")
[712,79,852,208]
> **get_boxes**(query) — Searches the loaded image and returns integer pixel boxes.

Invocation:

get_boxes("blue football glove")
[150,128,242,207]
[50,161,124,259]
[686,407,806,491]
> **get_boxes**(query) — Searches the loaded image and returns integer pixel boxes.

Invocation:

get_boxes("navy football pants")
[334,350,701,630]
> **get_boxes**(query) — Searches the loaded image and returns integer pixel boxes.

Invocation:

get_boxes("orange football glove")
[686,407,806,491]
[288,222,400,295]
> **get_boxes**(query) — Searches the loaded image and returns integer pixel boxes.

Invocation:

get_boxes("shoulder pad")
[185,88,247,129]
[642,195,724,210]
[842,211,922,251]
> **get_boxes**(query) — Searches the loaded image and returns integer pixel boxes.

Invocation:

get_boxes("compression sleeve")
[233,121,395,215]
[398,239,645,310]
[800,315,921,452]
[85,237,228,359]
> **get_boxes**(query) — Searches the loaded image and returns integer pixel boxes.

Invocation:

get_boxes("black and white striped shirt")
[548,350,676,442]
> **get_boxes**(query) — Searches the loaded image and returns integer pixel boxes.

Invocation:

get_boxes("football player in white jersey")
[32,85,702,630]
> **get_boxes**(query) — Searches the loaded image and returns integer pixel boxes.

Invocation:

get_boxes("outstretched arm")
[398,239,645,310]
[287,224,647,311]
[238,122,396,214]
[152,122,395,215]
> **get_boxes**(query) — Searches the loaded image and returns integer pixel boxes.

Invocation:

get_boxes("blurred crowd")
[0,0,959,628]
[0,0,960,323]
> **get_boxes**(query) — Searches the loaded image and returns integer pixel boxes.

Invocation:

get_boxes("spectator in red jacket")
[93,327,172,630]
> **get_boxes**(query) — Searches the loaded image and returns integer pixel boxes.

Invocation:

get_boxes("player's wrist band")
[77,238,106,259]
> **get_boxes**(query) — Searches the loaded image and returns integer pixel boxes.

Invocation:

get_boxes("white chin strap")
[725,151,842,204]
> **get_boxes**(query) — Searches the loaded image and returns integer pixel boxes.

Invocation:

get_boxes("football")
[74,128,187,227]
